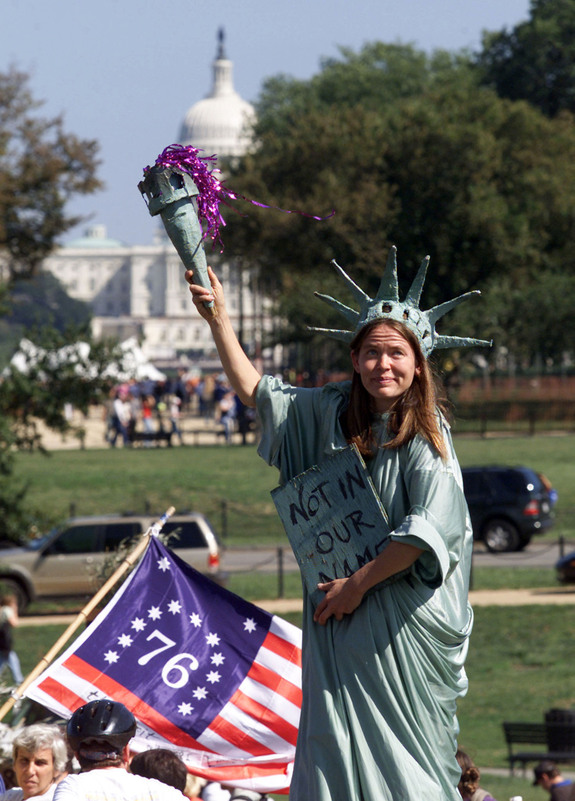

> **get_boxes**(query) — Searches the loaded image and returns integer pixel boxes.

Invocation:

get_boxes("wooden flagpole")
[0,506,175,723]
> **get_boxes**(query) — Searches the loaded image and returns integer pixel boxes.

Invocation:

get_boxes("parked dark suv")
[462,466,555,552]
[0,512,224,611]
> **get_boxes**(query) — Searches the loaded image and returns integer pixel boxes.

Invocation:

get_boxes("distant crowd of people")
[104,371,255,448]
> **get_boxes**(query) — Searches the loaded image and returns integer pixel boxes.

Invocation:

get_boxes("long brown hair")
[344,319,447,459]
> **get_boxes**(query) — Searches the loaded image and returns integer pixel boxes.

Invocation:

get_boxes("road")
[471,540,569,568]
[221,540,569,574]
[17,540,574,624]
[218,540,575,609]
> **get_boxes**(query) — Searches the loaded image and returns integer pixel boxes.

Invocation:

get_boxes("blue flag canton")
[75,538,272,738]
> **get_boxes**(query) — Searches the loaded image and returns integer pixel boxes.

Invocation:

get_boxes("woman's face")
[14,747,56,800]
[351,323,420,413]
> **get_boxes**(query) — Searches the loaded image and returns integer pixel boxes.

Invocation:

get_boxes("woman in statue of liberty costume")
[184,247,490,801]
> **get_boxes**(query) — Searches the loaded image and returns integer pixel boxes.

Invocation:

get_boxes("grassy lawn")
[20,565,560,618]
[13,432,575,545]
[230,565,560,597]
[7,435,575,800]
[457,605,575,769]
[474,772,549,801]
[14,445,285,543]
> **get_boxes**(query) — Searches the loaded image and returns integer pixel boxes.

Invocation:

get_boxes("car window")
[162,521,207,549]
[489,471,529,494]
[50,525,100,555]
[102,523,143,550]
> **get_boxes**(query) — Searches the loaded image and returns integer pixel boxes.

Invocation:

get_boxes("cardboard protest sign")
[272,444,392,607]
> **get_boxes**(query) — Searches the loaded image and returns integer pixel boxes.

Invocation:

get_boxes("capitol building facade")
[43,32,274,369]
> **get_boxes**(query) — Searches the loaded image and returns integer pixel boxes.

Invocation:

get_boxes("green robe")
[256,376,473,801]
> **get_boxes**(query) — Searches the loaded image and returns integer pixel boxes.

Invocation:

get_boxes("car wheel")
[0,578,30,613]
[482,519,521,553]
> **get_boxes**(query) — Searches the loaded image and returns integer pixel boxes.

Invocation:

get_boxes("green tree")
[0,328,121,542]
[475,271,575,367]
[476,0,575,117]
[0,68,119,542]
[0,272,92,367]
[0,67,102,281]
[255,43,473,136]
[225,42,575,368]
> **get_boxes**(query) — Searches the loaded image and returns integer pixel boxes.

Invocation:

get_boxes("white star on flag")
[189,612,202,627]
[211,653,225,666]
[243,618,257,633]
[178,702,193,716]
[148,606,162,620]
[168,600,182,614]
[206,671,221,684]
[130,617,146,632]
[117,634,133,647]
[157,556,171,572]
[104,650,119,664]
[206,632,220,647]
[193,686,208,700]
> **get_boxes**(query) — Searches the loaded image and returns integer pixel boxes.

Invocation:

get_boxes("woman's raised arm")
[185,266,262,407]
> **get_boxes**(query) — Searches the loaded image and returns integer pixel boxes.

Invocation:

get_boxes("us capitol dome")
[179,28,256,158]
[43,30,269,366]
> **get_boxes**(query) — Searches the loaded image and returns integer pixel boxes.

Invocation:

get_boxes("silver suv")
[0,512,224,611]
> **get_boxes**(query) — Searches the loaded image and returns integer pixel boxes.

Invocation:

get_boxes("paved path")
[34,406,243,449]
[19,584,575,625]
[223,540,570,572]
[256,586,575,614]
[469,586,575,606]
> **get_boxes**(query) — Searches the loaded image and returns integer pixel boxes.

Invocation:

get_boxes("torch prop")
[138,165,215,314]
[139,143,334,316]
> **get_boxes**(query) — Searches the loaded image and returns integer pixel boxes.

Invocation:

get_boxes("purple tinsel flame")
[145,144,334,250]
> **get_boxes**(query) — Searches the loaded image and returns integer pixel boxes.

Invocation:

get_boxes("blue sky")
[2,0,531,246]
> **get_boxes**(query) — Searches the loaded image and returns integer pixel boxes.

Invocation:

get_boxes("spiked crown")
[309,246,491,358]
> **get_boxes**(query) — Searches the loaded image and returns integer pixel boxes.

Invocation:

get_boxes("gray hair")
[12,724,68,774]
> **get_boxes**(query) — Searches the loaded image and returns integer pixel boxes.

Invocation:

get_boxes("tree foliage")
[0,328,122,541]
[224,41,575,369]
[254,43,473,135]
[0,68,116,541]
[0,272,93,367]
[476,0,575,117]
[0,67,102,281]
[478,271,575,366]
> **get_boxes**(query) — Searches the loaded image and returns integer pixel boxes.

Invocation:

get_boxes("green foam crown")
[309,246,491,358]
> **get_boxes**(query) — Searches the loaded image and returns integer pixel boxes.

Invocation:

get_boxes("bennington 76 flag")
[25,537,302,794]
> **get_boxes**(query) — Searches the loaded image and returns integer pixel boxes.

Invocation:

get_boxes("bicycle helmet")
[67,700,136,752]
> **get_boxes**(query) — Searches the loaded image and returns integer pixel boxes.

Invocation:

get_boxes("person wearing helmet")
[53,700,185,800]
